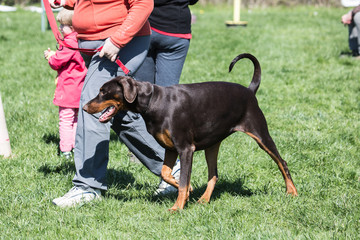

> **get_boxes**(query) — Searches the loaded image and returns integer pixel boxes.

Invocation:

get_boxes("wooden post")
[226,0,248,27]
[0,94,11,158]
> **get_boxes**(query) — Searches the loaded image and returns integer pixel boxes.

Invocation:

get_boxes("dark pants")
[349,12,360,54]
[134,30,190,86]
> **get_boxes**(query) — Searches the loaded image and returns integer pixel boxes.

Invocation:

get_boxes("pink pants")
[59,107,78,152]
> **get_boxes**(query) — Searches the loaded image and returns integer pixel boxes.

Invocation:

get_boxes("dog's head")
[83,76,139,123]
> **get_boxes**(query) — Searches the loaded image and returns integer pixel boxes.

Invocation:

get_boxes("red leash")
[42,0,130,75]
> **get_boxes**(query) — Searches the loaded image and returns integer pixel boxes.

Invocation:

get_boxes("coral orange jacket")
[64,0,153,48]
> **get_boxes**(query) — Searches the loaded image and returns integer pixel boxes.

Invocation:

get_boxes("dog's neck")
[131,81,154,114]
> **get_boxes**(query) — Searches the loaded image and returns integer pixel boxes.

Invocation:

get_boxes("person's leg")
[133,31,189,193]
[112,111,164,175]
[72,36,154,190]
[134,31,190,86]
[353,12,360,55]
[58,107,76,153]
[349,18,359,55]
[72,52,117,190]
[53,56,111,206]
[73,35,162,189]
[54,39,127,207]
[53,37,152,207]
[133,40,156,84]
[72,108,78,150]
[111,36,165,176]
[152,31,190,86]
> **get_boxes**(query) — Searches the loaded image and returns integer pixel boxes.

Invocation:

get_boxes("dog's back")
[145,81,257,150]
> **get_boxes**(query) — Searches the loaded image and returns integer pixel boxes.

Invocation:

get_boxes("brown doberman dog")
[83,53,298,211]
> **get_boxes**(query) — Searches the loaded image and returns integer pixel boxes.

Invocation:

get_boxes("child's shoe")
[60,151,72,159]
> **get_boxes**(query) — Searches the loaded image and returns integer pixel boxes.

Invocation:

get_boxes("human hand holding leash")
[341,11,352,25]
[99,38,120,62]
[49,0,64,8]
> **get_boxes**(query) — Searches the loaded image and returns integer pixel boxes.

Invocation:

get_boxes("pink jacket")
[48,32,86,108]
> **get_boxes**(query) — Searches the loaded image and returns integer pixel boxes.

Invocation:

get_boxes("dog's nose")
[82,104,88,112]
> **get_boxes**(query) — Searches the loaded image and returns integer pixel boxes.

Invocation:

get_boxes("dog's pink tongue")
[99,106,115,123]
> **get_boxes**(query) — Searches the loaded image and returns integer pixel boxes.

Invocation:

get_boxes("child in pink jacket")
[44,9,86,159]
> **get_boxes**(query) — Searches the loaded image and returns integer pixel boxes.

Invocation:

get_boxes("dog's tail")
[229,53,261,94]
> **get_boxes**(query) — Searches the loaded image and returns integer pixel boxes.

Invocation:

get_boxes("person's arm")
[110,0,153,48]
[47,48,75,70]
[352,5,360,15]
[44,48,56,60]
[342,11,352,25]
[99,0,153,61]
[342,4,360,25]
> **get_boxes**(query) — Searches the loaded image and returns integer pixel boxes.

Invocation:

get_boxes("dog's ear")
[119,76,137,103]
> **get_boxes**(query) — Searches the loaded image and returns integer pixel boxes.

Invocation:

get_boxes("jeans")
[134,30,190,86]
[349,12,360,53]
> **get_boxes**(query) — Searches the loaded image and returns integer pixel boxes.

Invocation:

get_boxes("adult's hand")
[99,38,120,62]
[50,0,64,9]
[341,11,352,25]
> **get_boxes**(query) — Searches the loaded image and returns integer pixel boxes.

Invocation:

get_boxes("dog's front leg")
[161,149,178,188]
[170,146,194,211]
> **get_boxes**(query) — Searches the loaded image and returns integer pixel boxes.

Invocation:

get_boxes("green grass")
[1,5,360,239]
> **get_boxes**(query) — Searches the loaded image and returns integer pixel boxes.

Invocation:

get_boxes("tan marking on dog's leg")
[169,147,195,211]
[156,129,175,149]
[245,132,298,196]
[169,186,191,211]
[198,142,220,204]
[198,176,217,204]
[161,150,178,188]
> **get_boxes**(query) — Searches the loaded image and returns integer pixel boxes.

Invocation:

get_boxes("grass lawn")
[1,4,359,239]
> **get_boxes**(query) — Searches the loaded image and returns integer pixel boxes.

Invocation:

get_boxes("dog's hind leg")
[236,106,298,196]
[198,142,221,204]
[161,149,179,188]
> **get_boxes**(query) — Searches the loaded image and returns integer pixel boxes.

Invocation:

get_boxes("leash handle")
[42,0,63,44]
[42,0,130,75]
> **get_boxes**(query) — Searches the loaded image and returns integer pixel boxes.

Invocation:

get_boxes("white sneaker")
[60,151,72,160]
[52,186,101,207]
[154,159,181,196]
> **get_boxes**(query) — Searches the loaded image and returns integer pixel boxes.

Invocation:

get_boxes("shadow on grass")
[38,147,254,204]
[43,133,59,145]
[43,132,118,144]
[43,133,61,155]
[38,158,254,203]
[38,161,135,183]
[151,177,254,205]
[38,160,141,199]
[200,178,254,200]
[39,160,75,176]
[104,169,154,202]
[107,168,136,189]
